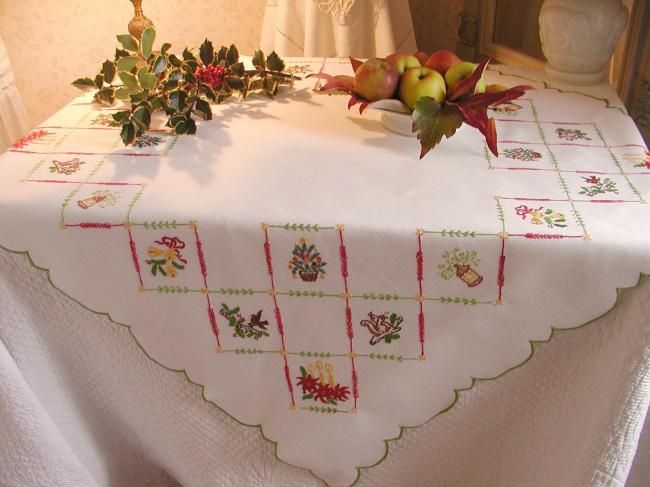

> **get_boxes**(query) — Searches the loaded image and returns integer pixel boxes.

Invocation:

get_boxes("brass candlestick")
[128,0,154,40]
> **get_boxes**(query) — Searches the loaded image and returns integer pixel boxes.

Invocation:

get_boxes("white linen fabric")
[260,0,417,57]
[0,35,29,153]
[0,58,649,486]
[2,249,650,487]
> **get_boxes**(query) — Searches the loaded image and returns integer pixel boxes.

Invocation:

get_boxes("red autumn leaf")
[446,57,491,101]
[349,56,363,73]
[307,72,355,93]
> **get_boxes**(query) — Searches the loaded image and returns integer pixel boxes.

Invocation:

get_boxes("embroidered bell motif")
[454,263,483,288]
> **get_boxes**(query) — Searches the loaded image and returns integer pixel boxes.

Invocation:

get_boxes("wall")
[0,0,459,127]
[0,0,265,127]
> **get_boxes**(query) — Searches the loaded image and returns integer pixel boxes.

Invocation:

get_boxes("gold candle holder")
[128,0,154,40]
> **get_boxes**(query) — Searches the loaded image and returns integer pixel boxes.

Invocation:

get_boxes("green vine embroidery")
[360,312,402,345]
[438,247,483,288]
[219,303,270,340]
[289,237,327,282]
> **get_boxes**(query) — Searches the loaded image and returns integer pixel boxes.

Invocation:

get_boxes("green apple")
[444,62,486,94]
[398,67,446,109]
[354,58,399,101]
[385,53,421,75]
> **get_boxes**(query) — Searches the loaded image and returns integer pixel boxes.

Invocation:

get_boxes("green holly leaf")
[94,74,104,89]
[161,43,172,55]
[102,60,116,84]
[168,54,183,67]
[72,77,95,90]
[194,99,212,120]
[116,34,138,52]
[94,86,115,105]
[132,106,151,130]
[114,48,130,59]
[412,97,463,159]
[120,122,136,145]
[138,67,157,90]
[117,56,138,72]
[168,90,187,111]
[266,51,285,72]
[152,55,167,74]
[252,49,265,69]
[140,27,156,58]
[230,62,245,76]
[226,44,239,65]
[200,39,214,66]
[119,71,139,89]
[111,111,130,125]
[115,86,139,99]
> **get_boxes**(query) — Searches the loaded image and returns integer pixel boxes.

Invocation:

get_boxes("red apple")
[425,50,462,76]
[413,51,430,66]
[385,53,421,75]
[354,58,399,101]
[398,67,446,109]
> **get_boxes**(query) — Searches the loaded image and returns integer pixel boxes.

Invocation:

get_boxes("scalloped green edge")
[1,243,647,487]
[487,66,628,115]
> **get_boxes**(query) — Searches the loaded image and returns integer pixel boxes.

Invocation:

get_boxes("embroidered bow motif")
[146,236,188,277]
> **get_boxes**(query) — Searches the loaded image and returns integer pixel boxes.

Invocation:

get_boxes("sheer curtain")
[0,35,28,152]
[260,0,417,58]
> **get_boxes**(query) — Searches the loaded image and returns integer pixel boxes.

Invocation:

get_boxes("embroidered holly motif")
[515,205,567,228]
[360,312,402,345]
[438,247,483,287]
[90,113,120,127]
[297,362,350,405]
[77,190,121,209]
[503,148,542,161]
[579,175,618,197]
[219,303,270,339]
[132,134,164,148]
[49,157,85,175]
[555,128,591,141]
[623,151,650,169]
[489,102,522,116]
[146,236,187,277]
[12,130,54,149]
[288,237,327,281]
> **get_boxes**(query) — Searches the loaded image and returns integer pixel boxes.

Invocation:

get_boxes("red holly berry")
[196,65,226,88]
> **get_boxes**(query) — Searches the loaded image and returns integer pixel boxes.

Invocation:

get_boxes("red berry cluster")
[196,65,226,88]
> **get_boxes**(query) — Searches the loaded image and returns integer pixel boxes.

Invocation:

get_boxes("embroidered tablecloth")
[0,58,649,487]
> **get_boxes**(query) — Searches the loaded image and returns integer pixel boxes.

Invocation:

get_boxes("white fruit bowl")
[368,99,415,137]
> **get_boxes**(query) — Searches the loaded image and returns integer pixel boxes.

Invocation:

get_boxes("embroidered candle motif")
[219,303,270,340]
[297,362,350,405]
[289,237,327,281]
[438,247,483,287]
[515,205,567,228]
[49,157,85,175]
[555,128,591,141]
[360,312,403,345]
[77,190,121,209]
[145,236,187,277]
[579,176,618,197]
[503,148,543,161]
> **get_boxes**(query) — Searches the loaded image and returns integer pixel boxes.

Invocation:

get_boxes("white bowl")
[367,99,415,137]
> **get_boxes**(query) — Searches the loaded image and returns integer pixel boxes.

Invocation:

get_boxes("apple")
[424,50,462,75]
[354,58,399,101]
[444,61,487,94]
[413,51,430,66]
[386,53,421,75]
[398,67,446,109]
[486,83,508,93]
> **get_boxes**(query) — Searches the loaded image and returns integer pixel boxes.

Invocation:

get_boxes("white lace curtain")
[260,0,417,58]
[0,35,29,152]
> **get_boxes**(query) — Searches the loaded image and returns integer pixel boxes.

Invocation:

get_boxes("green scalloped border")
[487,66,628,115]
[1,243,647,487]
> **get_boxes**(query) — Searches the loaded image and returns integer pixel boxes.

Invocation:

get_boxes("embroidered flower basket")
[454,264,483,287]
[299,270,320,282]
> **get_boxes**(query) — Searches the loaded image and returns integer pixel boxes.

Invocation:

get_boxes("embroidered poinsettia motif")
[515,205,567,228]
[297,362,350,405]
[556,128,591,141]
[288,237,327,281]
[503,148,542,161]
[77,190,121,209]
[146,236,188,277]
[12,129,53,149]
[438,247,483,287]
[49,157,85,175]
[219,303,270,340]
[360,312,403,345]
[132,134,164,148]
[579,175,618,197]
[90,114,120,127]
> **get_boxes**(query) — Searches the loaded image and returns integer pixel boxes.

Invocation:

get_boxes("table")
[260,0,416,57]
[1,59,650,487]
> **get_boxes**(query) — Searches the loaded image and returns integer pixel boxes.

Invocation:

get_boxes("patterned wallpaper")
[0,0,458,127]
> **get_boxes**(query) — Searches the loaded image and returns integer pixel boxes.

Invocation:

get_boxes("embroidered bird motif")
[360,312,403,345]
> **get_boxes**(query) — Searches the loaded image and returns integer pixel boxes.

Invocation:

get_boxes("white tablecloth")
[0,35,28,152]
[1,59,650,486]
[260,0,417,57]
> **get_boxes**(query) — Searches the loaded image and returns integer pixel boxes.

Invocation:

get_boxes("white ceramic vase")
[539,0,628,85]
